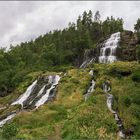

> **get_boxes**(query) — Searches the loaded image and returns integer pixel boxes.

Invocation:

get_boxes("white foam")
[35,75,60,108]
[99,32,120,63]
[11,80,37,107]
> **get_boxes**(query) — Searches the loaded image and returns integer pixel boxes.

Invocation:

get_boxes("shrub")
[123,96,132,107]
[109,66,131,78]
[128,104,140,119]
[132,71,140,83]
[132,94,140,105]
[2,123,18,139]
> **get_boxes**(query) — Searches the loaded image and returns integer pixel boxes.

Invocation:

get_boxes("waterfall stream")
[0,75,60,127]
[84,70,96,101]
[35,75,60,108]
[80,58,94,68]
[11,80,38,107]
[0,113,16,127]
[99,32,120,63]
[103,81,125,138]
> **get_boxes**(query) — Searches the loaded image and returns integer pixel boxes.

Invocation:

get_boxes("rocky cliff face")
[117,31,138,61]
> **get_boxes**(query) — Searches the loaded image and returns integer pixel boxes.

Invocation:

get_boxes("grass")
[0,61,140,139]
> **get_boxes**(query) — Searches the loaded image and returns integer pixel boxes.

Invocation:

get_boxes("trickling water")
[103,82,125,138]
[106,93,116,114]
[11,80,37,107]
[89,70,94,76]
[84,70,95,101]
[84,79,96,101]
[80,58,94,68]
[99,32,120,63]
[0,113,16,127]
[35,75,60,108]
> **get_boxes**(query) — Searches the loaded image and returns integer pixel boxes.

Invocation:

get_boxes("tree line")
[0,10,139,96]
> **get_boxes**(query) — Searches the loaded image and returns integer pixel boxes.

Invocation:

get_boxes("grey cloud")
[0,1,140,48]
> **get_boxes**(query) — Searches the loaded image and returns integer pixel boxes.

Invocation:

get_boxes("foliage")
[132,70,140,82]
[1,9,140,140]
[134,18,140,43]
[2,123,18,139]
[0,62,139,139]
[0,10,124,96]
[137,45,140,62]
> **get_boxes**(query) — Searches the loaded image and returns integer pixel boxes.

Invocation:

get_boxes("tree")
[82,11,88,26]
[94,10,101,23]
[137,45,140,62]
[102,16,123,37]
[87,10,93,29]
[134,18,140,43]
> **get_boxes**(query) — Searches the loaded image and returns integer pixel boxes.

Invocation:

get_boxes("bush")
[128,104,140,119]
[2,123,18,139]
[132,71,140,83]
[123,96,132,107]
[137,45,140,62]
[132,94,140,105]
[109,66,131,78]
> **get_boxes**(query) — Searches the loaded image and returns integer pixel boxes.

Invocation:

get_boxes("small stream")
[0,113,16,127]
[103,81,125,138]
[84,70,96,101]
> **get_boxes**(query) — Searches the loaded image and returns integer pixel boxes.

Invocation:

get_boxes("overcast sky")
[0,1,140,48]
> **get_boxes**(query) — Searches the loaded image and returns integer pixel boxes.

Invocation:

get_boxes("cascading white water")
[106,93,116,114]
[80,58,94,68]
[37,85,46,97]
[84,80,96,101]
[29,85,47,105]
[88,80,95,93]
[103,82,125,138]
[99,32,120,63]
[0,75,60,128]
[11,80,37,107]
[89,69,94,76]
[84,70,95,101]
[35,75,60,108]
[0,113,16,127]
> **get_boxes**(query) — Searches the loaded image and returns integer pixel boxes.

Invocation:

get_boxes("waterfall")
[0,113,16,127]
[11,80,37,107]
[103,82,125,138]
[84,70,96,101]
[89,69,94,76]
[80,58,94,68]
[99,32,120,63]
[29,85,47,105]
[0,75,60,127]
[11,75,60,109]
[35,75,60,108]
[36,85,46,97]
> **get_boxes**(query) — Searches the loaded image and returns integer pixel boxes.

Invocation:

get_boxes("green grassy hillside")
[0,61,140,139]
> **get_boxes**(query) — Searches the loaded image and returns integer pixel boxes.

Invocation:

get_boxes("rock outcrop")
[117,30,138,61]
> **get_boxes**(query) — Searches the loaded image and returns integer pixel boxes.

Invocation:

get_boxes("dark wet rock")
[117,30,138,61]
[105,48,111,56]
